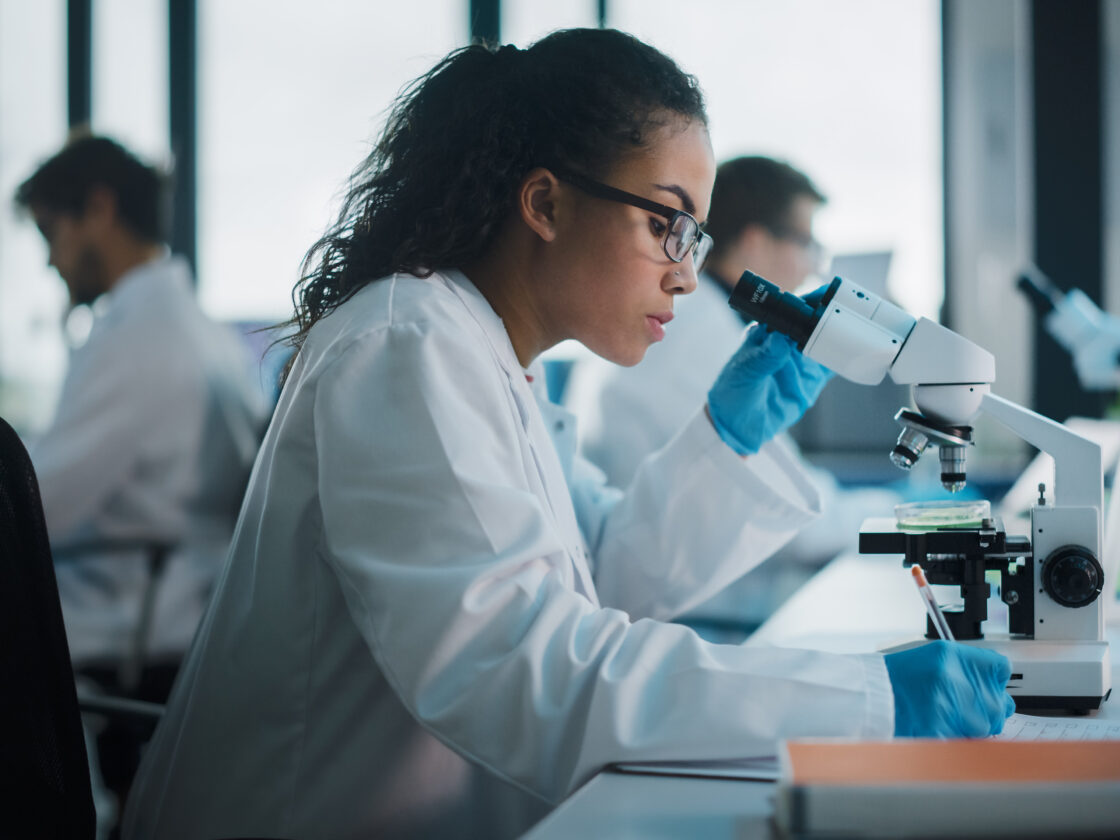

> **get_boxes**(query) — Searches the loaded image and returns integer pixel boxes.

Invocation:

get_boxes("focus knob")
[1041,546,1104,608]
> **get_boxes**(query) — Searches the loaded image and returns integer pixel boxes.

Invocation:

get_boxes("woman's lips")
[646,311,673,341]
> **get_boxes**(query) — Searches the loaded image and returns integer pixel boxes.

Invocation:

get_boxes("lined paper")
[997,713,1120,740]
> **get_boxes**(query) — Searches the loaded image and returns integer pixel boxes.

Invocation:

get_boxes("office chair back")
[0,415,96,838]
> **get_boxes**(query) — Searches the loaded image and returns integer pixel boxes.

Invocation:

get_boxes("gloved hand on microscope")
[707,325,833,455]
[707,285,834,456]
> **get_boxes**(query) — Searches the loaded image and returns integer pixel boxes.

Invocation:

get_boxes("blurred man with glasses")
[565,155,899,638]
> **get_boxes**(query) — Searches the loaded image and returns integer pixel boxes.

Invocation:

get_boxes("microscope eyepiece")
[728,270,839,348]
[1017,268,1061,318]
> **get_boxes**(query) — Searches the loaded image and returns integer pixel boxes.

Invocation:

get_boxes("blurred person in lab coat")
[123,31,1014,840]
[566,156,900,633]
[13,133,268,677]
[15,134,269,835]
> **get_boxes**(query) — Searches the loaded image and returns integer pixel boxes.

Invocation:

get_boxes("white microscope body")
[1019,265,1120,391]
[730,271,1112,710]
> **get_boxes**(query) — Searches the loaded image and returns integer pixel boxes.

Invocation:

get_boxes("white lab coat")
[123,269,892,840]
[565,273,901,623]
[31,254,268,663]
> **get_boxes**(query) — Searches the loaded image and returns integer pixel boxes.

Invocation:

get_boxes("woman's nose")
[667,257,699,295]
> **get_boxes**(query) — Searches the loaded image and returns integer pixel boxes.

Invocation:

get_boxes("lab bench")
[521,553,1120,840]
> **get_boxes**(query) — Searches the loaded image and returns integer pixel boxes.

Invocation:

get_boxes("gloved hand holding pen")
[884,641,1016,737]
[707,324,833,455]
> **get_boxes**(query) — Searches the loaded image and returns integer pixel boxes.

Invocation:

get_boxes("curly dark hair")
[282,28,706,367]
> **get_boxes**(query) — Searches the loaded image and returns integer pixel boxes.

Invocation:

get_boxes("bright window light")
[609,0,943,319]
[197,0,466,322]
[0,1,68,434]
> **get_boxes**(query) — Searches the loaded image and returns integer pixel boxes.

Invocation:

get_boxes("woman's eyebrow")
[652,183,695,216]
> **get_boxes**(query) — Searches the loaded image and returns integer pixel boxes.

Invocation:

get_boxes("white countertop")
[523,553,1120,839]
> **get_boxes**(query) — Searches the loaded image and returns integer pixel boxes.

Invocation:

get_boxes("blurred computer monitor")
[827,250,893,298]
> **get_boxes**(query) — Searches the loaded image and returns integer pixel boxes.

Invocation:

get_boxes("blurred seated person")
[565,156,899,634]
[13,134,268,678]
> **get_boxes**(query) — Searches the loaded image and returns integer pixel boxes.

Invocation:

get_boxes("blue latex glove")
[884,641,1016,738]
[707,326,833,455]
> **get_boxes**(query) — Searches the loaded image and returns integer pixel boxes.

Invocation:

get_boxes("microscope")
[1018,265,1120,391]
[730,271,1112,712]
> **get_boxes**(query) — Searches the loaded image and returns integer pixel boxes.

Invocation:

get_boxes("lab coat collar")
[438,269,595,600]
[439,269,527,385]
[438,269,581,470]
[105,249,190,308]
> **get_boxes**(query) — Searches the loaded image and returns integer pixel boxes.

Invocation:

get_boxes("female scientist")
[124,28,1014,840]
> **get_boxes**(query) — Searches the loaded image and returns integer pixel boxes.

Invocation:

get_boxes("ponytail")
[282,29,706,369]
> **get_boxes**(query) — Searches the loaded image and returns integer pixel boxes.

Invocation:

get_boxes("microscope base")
[972,636,1111,712]
[881,636,1111,713]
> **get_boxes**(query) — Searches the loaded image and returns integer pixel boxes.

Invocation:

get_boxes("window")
[502,0,597,45]
[197,0,466,322]
[0,1,68,434]
[610,0,943,318]
[93,0,169,163]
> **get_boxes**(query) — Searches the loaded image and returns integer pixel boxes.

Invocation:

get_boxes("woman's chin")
[603,346,647,368]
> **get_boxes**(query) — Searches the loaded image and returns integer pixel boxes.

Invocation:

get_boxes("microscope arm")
[979,393,1103,515]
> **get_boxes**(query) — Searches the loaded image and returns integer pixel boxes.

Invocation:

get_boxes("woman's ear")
[518,168,562,243]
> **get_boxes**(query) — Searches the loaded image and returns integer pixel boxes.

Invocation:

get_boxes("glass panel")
[92,0,170,163]
[198,0,466,322]
[502,0,597,46]
[0,1,68,434]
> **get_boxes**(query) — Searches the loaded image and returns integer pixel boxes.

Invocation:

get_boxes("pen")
[910,564,956,641]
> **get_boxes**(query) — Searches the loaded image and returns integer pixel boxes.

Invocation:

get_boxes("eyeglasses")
[768,225,824,265]
[554,169,713,270]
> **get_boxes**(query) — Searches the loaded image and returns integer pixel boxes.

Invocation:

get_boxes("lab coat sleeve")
[567,355,692,489]
[754,434,902,568]
[313,317,891,805]
[579,407,824,621]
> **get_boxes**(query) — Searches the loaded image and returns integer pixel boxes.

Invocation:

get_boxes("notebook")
[611,755,779,782]
[773,737,1120,838]
[611,713,1120,785]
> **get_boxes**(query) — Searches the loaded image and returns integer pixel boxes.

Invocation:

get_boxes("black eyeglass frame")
[765,224,824,257]
[552,169,713,267]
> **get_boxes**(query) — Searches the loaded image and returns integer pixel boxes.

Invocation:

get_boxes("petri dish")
[894,499,991,531]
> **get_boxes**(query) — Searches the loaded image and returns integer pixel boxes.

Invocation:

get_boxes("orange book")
[775,738,1120,838]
